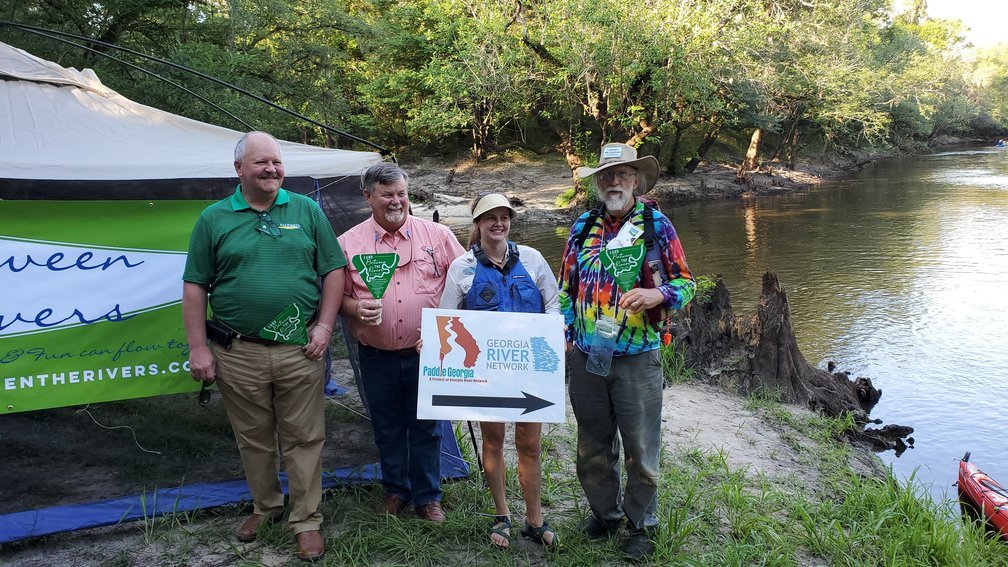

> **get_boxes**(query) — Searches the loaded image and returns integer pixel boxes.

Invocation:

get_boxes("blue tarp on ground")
[0,420,469,544]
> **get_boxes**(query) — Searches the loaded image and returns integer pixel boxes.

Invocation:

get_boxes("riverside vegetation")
[3,0,1007,182]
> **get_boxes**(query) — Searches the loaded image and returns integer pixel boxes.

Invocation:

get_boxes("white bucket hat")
[575,142,660,192]
[471,193,516,220]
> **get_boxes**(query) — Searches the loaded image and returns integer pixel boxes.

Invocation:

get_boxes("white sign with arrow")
[416,308,566,423]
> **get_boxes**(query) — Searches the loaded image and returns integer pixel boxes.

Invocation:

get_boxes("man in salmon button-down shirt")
[338,162,464,523]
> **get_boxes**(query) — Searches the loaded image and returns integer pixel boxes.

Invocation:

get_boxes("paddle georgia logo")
[422,315,559,381]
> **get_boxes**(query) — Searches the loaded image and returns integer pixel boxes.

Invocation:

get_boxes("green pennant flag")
[259,304,309,345]
[600,244,645,292]
[352,253,399,298]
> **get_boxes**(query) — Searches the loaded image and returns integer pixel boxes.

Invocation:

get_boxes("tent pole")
[466,420,484,479]
[0,21,390,155]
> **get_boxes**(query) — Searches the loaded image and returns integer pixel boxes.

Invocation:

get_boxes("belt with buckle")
[358,342,417,357]
[236,334,282,346]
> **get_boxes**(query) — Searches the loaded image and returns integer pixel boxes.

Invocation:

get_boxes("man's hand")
[618,288,664,314]
[357,298,383,326]
[189,345,216,383]
[304,324,332,361]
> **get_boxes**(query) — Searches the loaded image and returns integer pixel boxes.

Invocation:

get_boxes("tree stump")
[679,271,912,453]
[681,276,742,366]
[745,272,882,420]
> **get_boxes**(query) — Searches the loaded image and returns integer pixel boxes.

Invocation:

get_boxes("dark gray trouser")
[569,348,663,530]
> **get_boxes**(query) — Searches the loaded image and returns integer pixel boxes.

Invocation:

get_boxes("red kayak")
[958,452,1008,541]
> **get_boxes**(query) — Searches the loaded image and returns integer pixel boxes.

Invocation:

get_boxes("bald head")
[234,131,284,205]
[235,131,281,163]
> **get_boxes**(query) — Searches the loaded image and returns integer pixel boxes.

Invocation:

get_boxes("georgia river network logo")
[423,315,559,380]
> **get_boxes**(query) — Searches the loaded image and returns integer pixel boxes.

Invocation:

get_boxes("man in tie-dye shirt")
[557,142,694,561]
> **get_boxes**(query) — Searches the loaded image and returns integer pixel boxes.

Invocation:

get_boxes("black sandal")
[521,519,560,549]
[489,515,511,549]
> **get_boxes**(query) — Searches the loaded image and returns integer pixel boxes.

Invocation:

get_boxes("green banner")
[352,253,399,298]
[600,244,645,292]
[1,200,210,414]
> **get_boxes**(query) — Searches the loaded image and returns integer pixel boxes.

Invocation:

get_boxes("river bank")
[402,149,884,226]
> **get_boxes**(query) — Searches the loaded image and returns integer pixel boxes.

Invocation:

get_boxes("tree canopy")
[3,0,1006,169]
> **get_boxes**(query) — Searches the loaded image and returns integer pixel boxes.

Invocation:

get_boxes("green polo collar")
[229,184,290,211]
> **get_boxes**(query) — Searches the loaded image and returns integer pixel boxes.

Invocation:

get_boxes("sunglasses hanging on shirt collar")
[256,210,281,237]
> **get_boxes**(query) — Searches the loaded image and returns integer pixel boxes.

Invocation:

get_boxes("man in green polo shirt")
[181,131,345,561]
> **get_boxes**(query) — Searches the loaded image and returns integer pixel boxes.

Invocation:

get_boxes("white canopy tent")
[0,40,382,182]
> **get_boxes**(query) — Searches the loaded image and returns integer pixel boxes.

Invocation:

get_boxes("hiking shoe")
[415,501,446,523]
[235,512,280,542]
[581,514,621,540]
[620,529,655,562]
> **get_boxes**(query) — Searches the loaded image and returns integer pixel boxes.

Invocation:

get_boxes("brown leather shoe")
[379,493,408,516]
[295,529,325,561]
[235,513,278,542]
[415,501,446,523]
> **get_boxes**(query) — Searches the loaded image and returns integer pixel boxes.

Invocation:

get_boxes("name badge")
[607,221,643,250]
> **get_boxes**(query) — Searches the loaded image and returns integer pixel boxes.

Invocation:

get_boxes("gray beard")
[603,192,632,213]
[384,209,405,224]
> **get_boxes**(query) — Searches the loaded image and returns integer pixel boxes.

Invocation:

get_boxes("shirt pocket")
[413,254,444,295]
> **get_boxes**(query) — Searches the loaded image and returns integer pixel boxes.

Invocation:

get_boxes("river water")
[504,147,1008,502]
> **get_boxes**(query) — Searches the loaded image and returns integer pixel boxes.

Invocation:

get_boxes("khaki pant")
[211,339,325,534]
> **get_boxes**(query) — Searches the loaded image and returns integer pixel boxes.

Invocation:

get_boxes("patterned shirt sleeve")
[557,215,587,339]
[654,211,695,310]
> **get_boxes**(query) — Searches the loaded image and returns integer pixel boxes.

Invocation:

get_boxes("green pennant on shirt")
[352,253,399,298]
[259,304,309,345]
[600,244,646,292]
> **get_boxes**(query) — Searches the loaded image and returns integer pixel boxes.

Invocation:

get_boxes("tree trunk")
[784,106,804,169]
[471,100,492,162]
[736,128,762,182]
[786,127,800,170]
[684,126,720,173]
[554,129,581,183]
[663,125,686,175]
[682,277,744,368]
[626,119,656,148]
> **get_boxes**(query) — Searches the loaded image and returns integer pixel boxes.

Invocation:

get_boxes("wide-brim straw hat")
[471,193,516,220]
[575,142,660,192]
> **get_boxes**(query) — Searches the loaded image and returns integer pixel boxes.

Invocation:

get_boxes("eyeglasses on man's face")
[597,169,637,184]
[256,210,281,237]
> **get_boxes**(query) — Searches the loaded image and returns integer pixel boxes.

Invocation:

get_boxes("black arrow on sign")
[432,391,554,415]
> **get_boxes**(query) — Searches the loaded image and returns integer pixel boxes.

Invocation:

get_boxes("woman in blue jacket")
[439,193,560,549]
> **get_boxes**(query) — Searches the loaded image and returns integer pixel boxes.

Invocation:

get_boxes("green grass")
[660,338,696,384]
[7,391,1008,566]
[116,417,1008,565]
[693,274,718,305]
[555,187,578,208]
